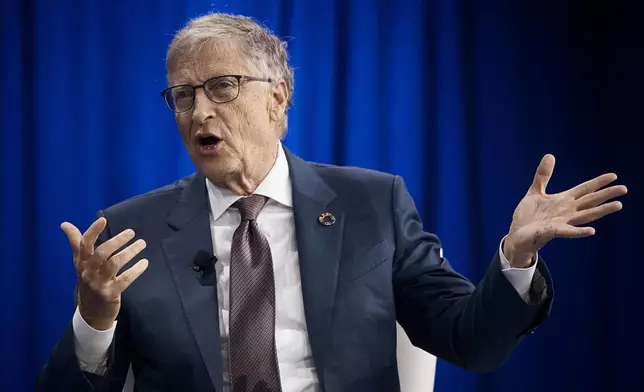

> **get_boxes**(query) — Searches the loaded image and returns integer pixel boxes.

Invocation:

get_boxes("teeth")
[199,135,220,151]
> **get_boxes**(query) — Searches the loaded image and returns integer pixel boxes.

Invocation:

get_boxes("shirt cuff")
[72,306,115,374]
[499,236,538,302]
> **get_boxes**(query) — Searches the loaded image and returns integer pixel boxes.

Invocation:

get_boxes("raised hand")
[504,154,627,268]
[61,217,149,330]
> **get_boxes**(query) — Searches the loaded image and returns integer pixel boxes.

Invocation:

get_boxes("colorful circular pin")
[318,212,336,226]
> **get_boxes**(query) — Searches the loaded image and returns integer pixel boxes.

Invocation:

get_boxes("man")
[36,12,627,392]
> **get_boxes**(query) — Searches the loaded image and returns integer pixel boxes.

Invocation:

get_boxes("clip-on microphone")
[192,250,217,286]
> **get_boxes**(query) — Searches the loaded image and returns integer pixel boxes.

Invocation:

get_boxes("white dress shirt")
[73,143,537,390]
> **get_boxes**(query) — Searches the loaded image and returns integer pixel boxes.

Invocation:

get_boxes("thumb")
[530,154,555,195]
[61,222,82,261]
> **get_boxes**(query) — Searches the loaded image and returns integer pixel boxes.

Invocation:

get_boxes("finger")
[91,228,136,270]
[79,218,107,262]
[112,259,149,294]
[577,185,628,210]
[566,173,618,200]
[60,222,83,263]
[551,225,596,238]
[530,154,555,195]
[102,239,147,278]
[569,201,623,226]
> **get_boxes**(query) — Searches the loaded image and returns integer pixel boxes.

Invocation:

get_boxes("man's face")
[168,42,285,188]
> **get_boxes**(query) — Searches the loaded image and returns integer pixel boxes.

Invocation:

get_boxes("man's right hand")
[61,217,149,331]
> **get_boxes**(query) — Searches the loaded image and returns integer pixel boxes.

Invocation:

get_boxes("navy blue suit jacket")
[37,148,553,392]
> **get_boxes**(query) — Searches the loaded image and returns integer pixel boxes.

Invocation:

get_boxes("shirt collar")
[206,142,293,222]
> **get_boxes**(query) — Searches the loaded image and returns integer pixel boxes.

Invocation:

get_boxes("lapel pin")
[318,212,336,226]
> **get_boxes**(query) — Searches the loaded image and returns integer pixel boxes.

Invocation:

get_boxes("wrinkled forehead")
[167,39,253,86]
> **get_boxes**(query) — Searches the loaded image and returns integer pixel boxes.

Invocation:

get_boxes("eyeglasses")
[160,74,273,113]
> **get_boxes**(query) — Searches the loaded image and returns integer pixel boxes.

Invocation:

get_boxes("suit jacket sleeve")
[391,175,554,373]
[35,210,133,392]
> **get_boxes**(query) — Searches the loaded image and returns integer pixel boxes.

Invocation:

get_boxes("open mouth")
[197,135,221,151]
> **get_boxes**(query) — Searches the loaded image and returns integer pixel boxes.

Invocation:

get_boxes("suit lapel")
[285,149,343,386]
[161,172,223,391]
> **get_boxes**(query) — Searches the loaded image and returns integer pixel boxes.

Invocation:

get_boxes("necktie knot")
[234,195,267,221]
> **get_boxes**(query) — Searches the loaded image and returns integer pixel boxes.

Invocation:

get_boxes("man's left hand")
[503,154,627,268]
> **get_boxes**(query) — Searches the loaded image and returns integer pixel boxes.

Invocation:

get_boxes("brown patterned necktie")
[229,195,282,392]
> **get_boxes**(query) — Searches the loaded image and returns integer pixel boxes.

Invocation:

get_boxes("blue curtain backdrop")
[1,0,642,391]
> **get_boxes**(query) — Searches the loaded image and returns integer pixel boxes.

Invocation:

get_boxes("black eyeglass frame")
[160,74,273,113]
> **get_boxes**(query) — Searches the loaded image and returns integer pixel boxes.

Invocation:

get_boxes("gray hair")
[166,13,294,133]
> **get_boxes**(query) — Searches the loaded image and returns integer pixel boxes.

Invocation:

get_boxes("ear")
[269,80,288,123]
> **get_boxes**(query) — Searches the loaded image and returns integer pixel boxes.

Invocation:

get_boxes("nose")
[192,87,216,124]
